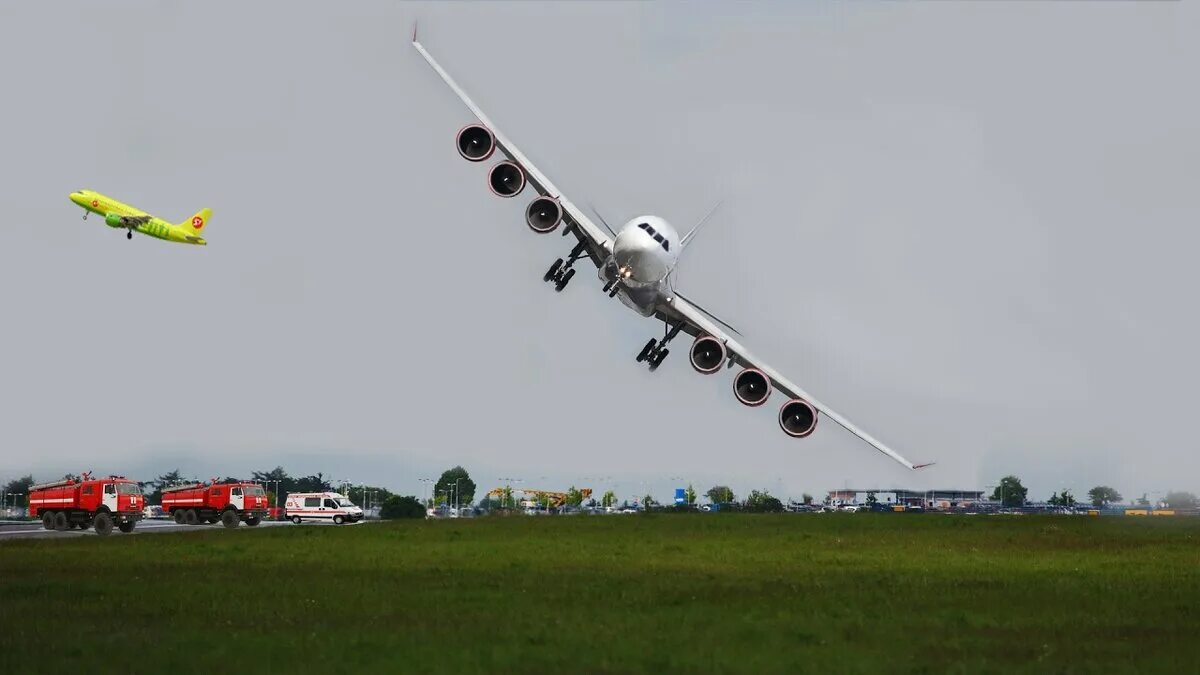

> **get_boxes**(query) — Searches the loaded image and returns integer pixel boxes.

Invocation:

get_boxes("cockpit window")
[662,239,670,252]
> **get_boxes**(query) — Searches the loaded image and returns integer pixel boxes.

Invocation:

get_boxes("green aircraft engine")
[104,213,125,228]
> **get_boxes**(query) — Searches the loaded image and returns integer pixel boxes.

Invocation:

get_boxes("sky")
[1,1,1197,505]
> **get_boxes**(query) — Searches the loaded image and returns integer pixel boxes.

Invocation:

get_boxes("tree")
[641,494,655,509]
[2,475,33,506]
[565,486,584,507]
[706,485,735,504]
[434,466,476,508]
[380,495,425,519]
[802,493,814,505]
[1087,486,1121,509]
[1163,491,1197,509]
[601,490,616,508]
[744,489,783,513]
[685,484,697,506]
[990,475,1028,507]
[866,492,878,507]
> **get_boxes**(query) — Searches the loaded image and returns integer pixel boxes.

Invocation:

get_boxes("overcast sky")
[1,1,1196,504]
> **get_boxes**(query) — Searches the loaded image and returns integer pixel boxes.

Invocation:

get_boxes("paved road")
[0,518,337,541]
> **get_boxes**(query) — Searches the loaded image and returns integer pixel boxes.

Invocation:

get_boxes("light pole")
[454,478,462,515]
[419,478,434,508]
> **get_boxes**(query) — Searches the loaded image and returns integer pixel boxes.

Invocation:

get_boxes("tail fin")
[182,208,212,233]
[681,200,722,249]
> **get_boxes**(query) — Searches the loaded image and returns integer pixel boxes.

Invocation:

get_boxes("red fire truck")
[160,481,270,528]
[28,473,145,536]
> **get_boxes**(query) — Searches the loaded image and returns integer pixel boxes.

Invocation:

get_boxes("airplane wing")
[411,34,612,267]
[117,215,152,226]
[662,296,928,470]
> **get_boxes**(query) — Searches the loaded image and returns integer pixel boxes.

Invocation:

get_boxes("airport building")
[825,489,987,509]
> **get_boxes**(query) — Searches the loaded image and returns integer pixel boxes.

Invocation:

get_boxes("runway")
[0,518,318,541]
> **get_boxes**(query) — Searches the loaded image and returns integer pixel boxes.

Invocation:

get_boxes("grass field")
[1,514,1198,673]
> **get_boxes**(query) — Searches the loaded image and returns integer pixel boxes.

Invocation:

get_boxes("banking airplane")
[69,190,210,245]
[413,34,931,470]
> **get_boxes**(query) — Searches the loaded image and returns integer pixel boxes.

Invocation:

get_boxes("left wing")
[662,295,928,470]
[411,33,612,267]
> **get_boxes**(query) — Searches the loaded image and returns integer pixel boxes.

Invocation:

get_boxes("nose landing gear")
[637,320,684,371]
[544,240,588,292]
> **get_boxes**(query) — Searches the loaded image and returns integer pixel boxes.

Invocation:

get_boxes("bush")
[380,496,425,519]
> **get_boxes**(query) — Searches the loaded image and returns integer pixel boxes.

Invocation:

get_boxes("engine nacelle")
[733,368,771,407]
[778,399,818,438]
[488,161,525,198]
[104,213,124,228]
[525,196,562,233]
[689,335,725,374]
[456,124,495,162]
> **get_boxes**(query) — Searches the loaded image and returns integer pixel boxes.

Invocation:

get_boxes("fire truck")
[28,473,145,536]
[160,481,270,528]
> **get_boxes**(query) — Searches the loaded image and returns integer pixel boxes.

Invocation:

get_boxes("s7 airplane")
[69,190,210,245]
[412,34,930,470]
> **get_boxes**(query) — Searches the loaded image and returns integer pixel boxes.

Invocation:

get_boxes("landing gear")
[82,212,88,220]
[544,240,587,292]
[637,320,684,371]
[126,230,133,240]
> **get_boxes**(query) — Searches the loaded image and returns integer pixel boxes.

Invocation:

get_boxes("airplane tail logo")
[185,208,212,232]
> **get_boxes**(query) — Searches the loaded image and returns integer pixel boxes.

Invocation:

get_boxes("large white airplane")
[412,32,932,470]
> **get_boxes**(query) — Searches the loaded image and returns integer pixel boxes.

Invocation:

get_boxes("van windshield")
[335,498,356,507]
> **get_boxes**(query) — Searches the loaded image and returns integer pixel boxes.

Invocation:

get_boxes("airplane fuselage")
[69,190,208,245]
[600,216,680,316]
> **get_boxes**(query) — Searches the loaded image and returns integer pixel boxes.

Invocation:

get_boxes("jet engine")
[778,399,818,438]
[488,161,525,197]
[525,196,562,233]
[456,124,495,162]
[733,368,771,406]
[104,213,124,228]
[689,335,725,374]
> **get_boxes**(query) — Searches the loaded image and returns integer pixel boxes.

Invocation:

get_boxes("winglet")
[912,462,937,470]
[412,20,419,44]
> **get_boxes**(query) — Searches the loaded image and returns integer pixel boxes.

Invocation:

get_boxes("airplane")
[412,32,932,470]
[68,190,210,245]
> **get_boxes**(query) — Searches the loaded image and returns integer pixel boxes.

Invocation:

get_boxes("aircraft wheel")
[126,231,132,240]
[649,348,669,372]
[636,339,656,363]
[543,258,562,282]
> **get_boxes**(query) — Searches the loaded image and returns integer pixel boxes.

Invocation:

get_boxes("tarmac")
[0,518,340,541]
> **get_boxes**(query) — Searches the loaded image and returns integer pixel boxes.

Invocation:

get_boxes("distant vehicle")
[285,492,363,525]
[619,507,639,514]
[143,505,165,519]
[162,481,269,528]
[839,505,860,513]
[28,473,144,536]
[68,189,210,244]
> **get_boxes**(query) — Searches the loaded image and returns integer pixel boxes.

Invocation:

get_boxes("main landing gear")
[636,320,684,372]
[127,229,133,240]
[543,240,588,292]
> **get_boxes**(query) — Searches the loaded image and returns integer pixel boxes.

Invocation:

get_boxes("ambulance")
[284,492,363,525]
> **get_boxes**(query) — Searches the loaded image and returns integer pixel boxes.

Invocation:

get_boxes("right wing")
[661,295,928,471]
[411,34,612,267]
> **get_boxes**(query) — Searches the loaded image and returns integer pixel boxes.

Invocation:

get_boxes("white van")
[284,492,364,525]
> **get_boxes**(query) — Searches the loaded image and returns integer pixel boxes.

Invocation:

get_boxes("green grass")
[1,514,1198,673]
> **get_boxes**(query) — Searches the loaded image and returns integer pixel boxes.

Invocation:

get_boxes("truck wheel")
[291,516,302,525]
[41,512,54,530]
[333,515,345,525]
[53,511,69,531]
[246,517,261,527]
[94,512,113,537]
[221,510,239,529]
[173,509,185,525]
[184,509,199,525]
[118,521,135,533]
